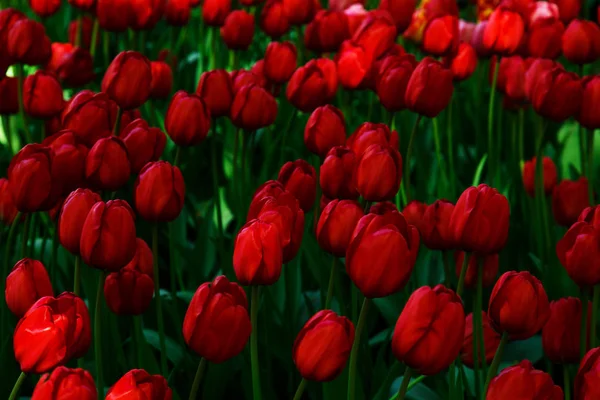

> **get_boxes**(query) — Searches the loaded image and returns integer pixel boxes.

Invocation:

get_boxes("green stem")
[251,286,262,400]
[396,368,412,400]
[113,107,123,135]
[90,18,100,57]
[432,117,449,195]
[488,57,499,183]
[16,64,32,144]
[324,257,337,309]
[74,255,81,296]
[564,366,571,400]
[388,374,426,400]
[95,271,106,399]
[292,378,308,400]
[211,121,226,276]
[133,315,144,367]
[581,289,589,360]
[456,252,471,298]
[8,372,26,400]
[592,286,599,349]
[20,213,29,259]
[188,357,208,400]
[152,224,168,375]
[374,361,402,400]
[588,129,595,204]
[405,115,422,202]
[474,262,486,398]
[347,298,371,400]
[448,362,456,399]
[173,146,182,168]
[483,332,509,395]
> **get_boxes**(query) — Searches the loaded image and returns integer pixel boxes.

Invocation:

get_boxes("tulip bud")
[80,200,137,271]
[522,156,558,197]
[552,177,590,227]
[42,130,88,193]
[264,41,297,84]
[85,137,131,191]
[543,297,590,364]
[578,75,600,129]
[576,347,600,398]
[420,199,455,250]
[68,16,96,49]
[150,61,173,100]
[304,105,346,158]
[14,292,91,374]
[220,10,255,51]
[106,370,172,400]
[104,238,154,315]
[0,77,18,115]
[119,119,166,174]
[7,19,51,65]
[529,65,582,122]
[102,51,152,110]
[422,15,459,57]
[260,0,290,39]
[320,146,359,200]
[29,0,61,17]
[283,0,320,25]
[562,19,600,65]
[444,42,477,81]
[233,219,283,286]
[59,189,101,255]
[483,8,525,55]
[0,178,18,225]
[392,285,465,375]
[376,54,417,112]
[293,310,354,381]
[130,0,165,30]
[335,40,373,90]
[202,0,232,26]
[450,184,510,254]
[346,209,419,298]
[527,18,564,60]
[487,360,563,399]
[165,0,191,26]
[352,11,397,60]
[23,71,64,119]
[378,0,415,33]
[32,366,96,400]
[196,69,233,118]
[287,58,338,113]
[488,271,550,340]
[183,275,251,362]
[354,144,402,202]
[231,83,278,130]
[405,57,454,118]
[316,199,364,256]
[402,200,427,232]
[96,0,132,32]
[461,312,501,368]
[134,161,185,222]
[347,122,399,157]
[454,252,499,289]
[61,91,118,147]
[304,10,350,53]
[165,90,211,146]
[277,160,316,212]
[552,0,580,24]
[5,258,53,318]
[45,43,95,87]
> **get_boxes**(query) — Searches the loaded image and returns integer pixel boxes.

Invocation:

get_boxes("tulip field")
[2,0,600,399]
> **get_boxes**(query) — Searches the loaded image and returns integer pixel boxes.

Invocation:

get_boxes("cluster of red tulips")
[1,0,600,399]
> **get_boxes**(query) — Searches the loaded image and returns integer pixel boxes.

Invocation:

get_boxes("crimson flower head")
[405,57,454,118]
[150,61,173,100]
[304,105,346,158]
[351,10,397,61]
[347,122,399,157]
[97,0,132,32]
[134,161,185,223]
[528,65,582,122]
[376,54,418,112]
[487,360,563,399]
[287,58,337,113]
[422,15,459,57]
[461,312,501,368]
[378,0,415,33]
[85,137,131,191]
[221,10,255,50]
[0,178,18,225]
[542,297,590,364]
[165,0,191,26]
[277,160,316,213]
[264,41,297,84]
[67,16,96,48]
[231,83,278,130]
[420,199,455,250]
[320,146,359,200]
[102,51,152,110]
[165,91,211,146]
[552,177,590,227]
[260,0,291,39]
[202,0,231,27]
[282,0,320,25]
[61,90,118,147]
[402,200,427,233]
[522,156,558,197]
[335,40,373,90]
[482,7,525,55]
[354,144,402,202]
[316,199,364,257]
[196,69,233,118]
[575,347,600,399]
[183,276,251,363]
[106,370,172,400]
[578,75,600,130]
[42,130,88,194]
[59,189,102,256]
[7,19,52,65]
[444,42,477,82]
[562,19,600,65]
[23,71,65,119]
[130,0,165,30]
[454,252,499,289]
[119,118,166,174]
[304,10,350,54]
[31,366,96,400]
[45,43,95,88]
[5,258,54,318]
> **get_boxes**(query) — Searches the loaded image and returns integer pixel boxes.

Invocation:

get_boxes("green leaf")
[143,329,185,365]
[503,335,543,366]
[472,154,488,186]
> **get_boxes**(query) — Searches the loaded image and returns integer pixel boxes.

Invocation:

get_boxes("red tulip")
[7,19,51,65]
[488,271,550,340]
[119,119,166,174]
[0,178,18,225]
[304,105,346,158]
[264,41,297,84]
[260,0,291,39]
[68,16,96,49]
[420,199,455,250]
[106,370,172,400]
[445,42,477,81]
[522,156,558,197]
[104,238,154,315]
[5,258,53,318]
[150,61,173,100]
[68,0,95,11]
[221,10,255,50]
[578,75,600,129]
[61,90,118,147]
[378,0,416,33]
[405,57,454,118]
[202,0,231,26]
[165,0,191,26]
[486,360,563,399]
[102,51,152,110]
[528,65,582,122]
[231,83,278,130]
[316,199,364,256]
[335,40,373,90]
[59,189,101,255]
[392,285,465,375]
[347,121,399,157]
[576,346,600,398]
[482,8,525,55]
[346,208,419,297]
[320,146,359,200]
[277,160,316,213]
[29,0,61,17]
[196,69,233,118]
[23,71,64,119]
[14,292,91,374]
[454,251,499,289]
[287,58,337,112]
[354,144,402,202]
[97,0,132,32]
[527,18,564,59]
[524,58,558,100]
[376,54,417,111]
[130,0,165,30]
[402,200,427,232]
[32,366,96,400]
[80,200,137,271]
[85,137,131,191]
[293,310,354,381]
[352,11,397,61]
[543,297,590,364]
[282,0,320,25]
[45,43,95,87]
[134,161,185,222]
[562,19,600,65]
[422,15,459,57]
[450,184,510,254]
[165,91,211,146]
[42,130,88,193]
[305,10,350,53]
[460,312,501,368]
[551,0,580,24]
[182,275,251,362]
[552,177,590,227]
[0,77,18,115]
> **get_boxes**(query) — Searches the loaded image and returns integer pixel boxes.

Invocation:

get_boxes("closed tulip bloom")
[196,69,233,118]
[61,91,118,147]
[543,297,589,364]
[104,238,154,315]
[5,258,53,318]
[529,65,582,122]
[287,58,337,112]
[293,310,355,381]
[203,0,231,26]
[304,105,346,158]
[233,219,283,286]
[264,41,297,84]
[85,137,131,191]
[522,156,558,197]
[347,122,399,157]
[165,91,211,146]
[7,19,52,65]
[524,58,558,100]
[305,10,350,53]
[0,178,18,225]
[0,77,19,115]
[130,0,165,30]
[346,209,419,297]
[576,347,600,399]
[102,51,152,110]
[578,75,600,129]
[119,119,166,174]
[352,11,397,60]
[392,285,465,375]
[378,0,415,33]
[320,146,359,200]
[450,184,510,254]
[45,43,95,87]
[106,370,172,400]
[134,161,185,222]
[231,83,278,130]
[260,0,291,39]
[454,251,499,289]
[552,177,590,227]
[42,130,88,193]
[461,312,501,368]
[165,0,191,26]
[97,0,132,32]
[551,0,579,23]
[405,57,454,118]
[562,20,600,65]
[149,61,173,100]
[32,366,96,400]
[354,144,402,202]
[23,71,65,119]
[488,271,550,340]
[335,40,373,90]
[445,42,477,81]
[526,19,564,60]
[487,360,563,399]
[80,200,137,271]
[483,8,525,55]
[183,275,251,362]
[59,189,101,255]
[29,0,61,17]
[14,292,91,374]
[277,160,316,212]
[420,199,455,250]
[402,200,426,232]
[67,16,96,49]
[283,0,320,25]
[375,54,417,112]
[221,10,255,50]
[422,15,459,57]
[316,200,364,256]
